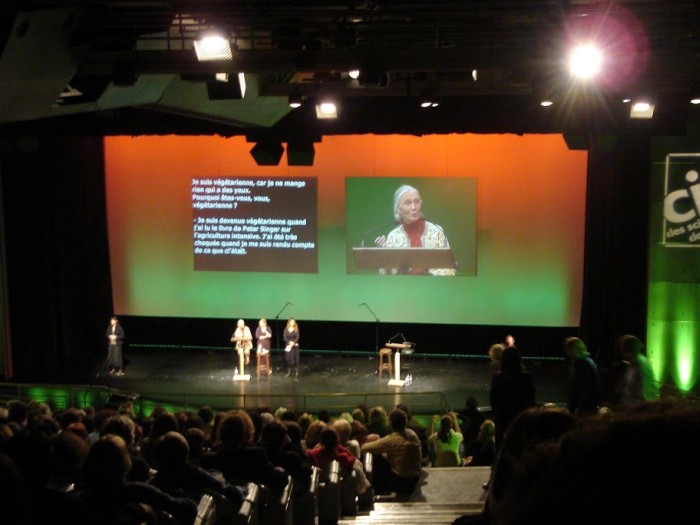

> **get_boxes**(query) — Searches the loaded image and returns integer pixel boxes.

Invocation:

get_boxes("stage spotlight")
[630,100,654,119]
[691,98,700,105]
[540,99,554,107]
[250,142,284,166]
[194,29,233,62]
[288,84,304,108]
[315,100,338,119]
[569,44,603,80]
[348,69,360,79]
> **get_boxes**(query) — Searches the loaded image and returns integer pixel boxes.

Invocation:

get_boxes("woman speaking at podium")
[231,319,253,367]
[374,184,456,275]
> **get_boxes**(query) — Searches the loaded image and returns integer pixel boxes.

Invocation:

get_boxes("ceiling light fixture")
[288,84,304,108]
[315,100,338,119]
[630,100,654,119]
[194,29,233,62]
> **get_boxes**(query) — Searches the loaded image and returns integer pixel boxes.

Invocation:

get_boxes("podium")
[352,247,456,273]
[385,342,414,387]
[231,338,252,381]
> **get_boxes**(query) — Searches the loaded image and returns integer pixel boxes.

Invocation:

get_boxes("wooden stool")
[257,351,271,379]
[378,348,393,379]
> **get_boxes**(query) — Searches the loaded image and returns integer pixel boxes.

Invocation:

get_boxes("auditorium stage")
[94,348,569,416]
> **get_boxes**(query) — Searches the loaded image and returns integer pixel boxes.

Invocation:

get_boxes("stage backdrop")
[105,134,587,326]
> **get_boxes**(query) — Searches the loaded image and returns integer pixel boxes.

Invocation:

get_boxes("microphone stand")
[359,303,380,352]
[274,302,292,351]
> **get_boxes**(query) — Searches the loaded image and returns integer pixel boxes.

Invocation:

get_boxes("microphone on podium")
[359,220,397,246]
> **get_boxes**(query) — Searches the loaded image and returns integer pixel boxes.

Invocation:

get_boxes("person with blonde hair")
[231,319,253,366]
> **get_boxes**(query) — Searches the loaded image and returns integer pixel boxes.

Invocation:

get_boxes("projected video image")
[346,178,477,276]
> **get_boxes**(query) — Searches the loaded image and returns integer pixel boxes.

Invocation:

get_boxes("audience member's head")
[499,346,523,375]
[260,420,289,451]
[389,408,408,433]
[218,410,255,448]
[101,414,137,449]
[351,408,366,423]
[82,434,132,491]
[319,427,340,451]
[152,431,189,473]
[304,420,327,450]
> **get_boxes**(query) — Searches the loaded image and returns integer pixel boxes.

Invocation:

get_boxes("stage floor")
[98,348,569,416]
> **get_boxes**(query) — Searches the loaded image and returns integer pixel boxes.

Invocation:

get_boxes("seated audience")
[199,410,288,495]
[77,434,197,525]
[148,430,244,508]
[307,427,371,494]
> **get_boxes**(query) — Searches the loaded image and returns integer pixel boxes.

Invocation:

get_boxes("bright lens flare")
[569,44,603,79]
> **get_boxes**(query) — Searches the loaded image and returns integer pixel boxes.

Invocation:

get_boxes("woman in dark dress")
[283,318,300,377]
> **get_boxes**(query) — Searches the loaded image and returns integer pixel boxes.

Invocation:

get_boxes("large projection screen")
[105,134,587,326]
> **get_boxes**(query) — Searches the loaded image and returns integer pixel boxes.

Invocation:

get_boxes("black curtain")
[579,135,651,365]
[1,136,113,381]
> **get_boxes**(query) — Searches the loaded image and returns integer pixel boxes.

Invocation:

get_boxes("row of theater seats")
[195,453,375,525]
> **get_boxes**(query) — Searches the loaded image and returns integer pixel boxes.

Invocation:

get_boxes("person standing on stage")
[256,318,272,356]
[283,317,300,378]
[106,315,125,376]
[231,319,253,366]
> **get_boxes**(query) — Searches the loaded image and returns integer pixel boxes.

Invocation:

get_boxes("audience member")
[366,405,391,438]
[483,405,577,522]
[361,408,422,497]
[489,400,699,525]
[101,414,151,482]
[426,412,463,467]
[148,430,244,508]
[303,419,327,451]
[198,410,288,495]
[78,434,197,524]
[397,403,429,459]
[487,343,505,375]
[457,395,486,452]
[462,419,495,467]
[6,429,92,524]
[563,336,601,416]
[139,411,178,466]
[332,417,361,458]
[489,346,536,453]
[307,426,371,494]
[260,419,313,494]
[610,334,660,407]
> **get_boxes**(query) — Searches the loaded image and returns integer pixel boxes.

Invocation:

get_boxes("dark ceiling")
[1,1,699,142]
